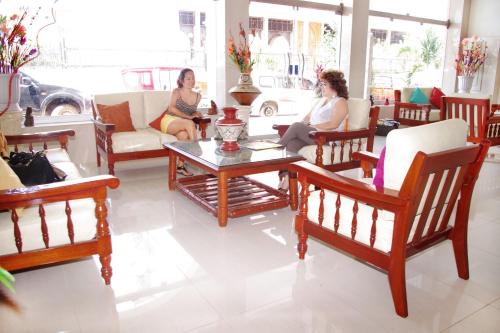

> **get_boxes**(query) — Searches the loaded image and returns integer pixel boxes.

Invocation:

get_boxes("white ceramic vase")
[0,73,22,113]
[457,75,474,94]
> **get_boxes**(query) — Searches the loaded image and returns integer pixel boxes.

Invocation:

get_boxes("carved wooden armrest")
[0,175,120,210]
[308,128,373,142]
[93,120,116,133]
[193,117,211,139]
[352,151,380,178]
[290,161,403,208]
[5,130,75,152]
[272,124,290,138]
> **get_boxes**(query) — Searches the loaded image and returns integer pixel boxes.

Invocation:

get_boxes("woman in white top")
[278,69,349,190]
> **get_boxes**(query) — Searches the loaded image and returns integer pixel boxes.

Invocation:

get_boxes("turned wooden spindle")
[351,200,359,239]
[370,207,378,247]
[39,204,49,248]
[11,209,22,253]
[318,189,325,226]
[334,193,341,233]
[95,196,112,285]
[339,140,345,163]
[65,201,75,244]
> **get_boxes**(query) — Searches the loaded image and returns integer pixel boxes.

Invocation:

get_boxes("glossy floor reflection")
[1,142,499,332]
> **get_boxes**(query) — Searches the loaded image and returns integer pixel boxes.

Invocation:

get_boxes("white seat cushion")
[143,90,171,125]
[306,189,455,253]
[52,161,82,180]
[0,198,97,255]
[45,148,71,164]
[145,128,177,145]
[94,92,146,129]
[111,129,162,153]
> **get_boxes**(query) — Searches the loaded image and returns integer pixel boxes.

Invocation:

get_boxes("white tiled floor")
[1,138,500,332]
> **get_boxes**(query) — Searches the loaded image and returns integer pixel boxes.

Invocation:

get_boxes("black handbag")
[8,151,65,186]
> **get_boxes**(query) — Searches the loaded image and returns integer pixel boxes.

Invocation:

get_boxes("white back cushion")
[401,87,433,103]
[384,119,467,190]
[94,92,145,129]
[347,98,370,130]
[143,90,171,125]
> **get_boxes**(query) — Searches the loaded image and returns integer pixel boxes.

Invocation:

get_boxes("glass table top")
[164,138,303,168]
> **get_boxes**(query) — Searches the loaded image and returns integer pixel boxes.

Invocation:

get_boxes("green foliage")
[420,29,441,67]
[0,267,15,293]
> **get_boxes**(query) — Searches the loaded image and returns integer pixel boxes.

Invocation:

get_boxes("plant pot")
[215,107,244,151]
[457,75,474,94]
[228,73,261,106]
[0,73,22,113]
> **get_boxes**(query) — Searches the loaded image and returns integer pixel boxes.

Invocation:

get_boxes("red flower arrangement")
[455,36,487,77]
[227,23,256,74]
[0,7,55,116]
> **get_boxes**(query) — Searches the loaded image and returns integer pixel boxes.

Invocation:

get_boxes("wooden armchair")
[273,99,379,173]
[393,88,437,126]
[441,96,500,145]
[289,119,489,317]
[0,130,120,285]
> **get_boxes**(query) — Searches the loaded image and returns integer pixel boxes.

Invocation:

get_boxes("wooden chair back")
[441,96,490,141]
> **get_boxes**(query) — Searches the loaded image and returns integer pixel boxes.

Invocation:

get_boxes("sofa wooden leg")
[388,265,408,317]
[297,232,308,260]
[108,162,115,175]
[99,254,112,285]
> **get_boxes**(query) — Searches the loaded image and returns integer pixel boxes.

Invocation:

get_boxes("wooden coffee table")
[164,139,304,227]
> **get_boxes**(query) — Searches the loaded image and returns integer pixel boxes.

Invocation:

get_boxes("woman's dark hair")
[320,69,349,99]
[177,68,194,88]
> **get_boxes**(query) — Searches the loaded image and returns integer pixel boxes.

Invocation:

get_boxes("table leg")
[289,170,298,211]
[217,172,228,227]
[168,151,177,191]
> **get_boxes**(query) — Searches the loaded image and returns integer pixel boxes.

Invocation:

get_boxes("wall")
[468,0,500,103]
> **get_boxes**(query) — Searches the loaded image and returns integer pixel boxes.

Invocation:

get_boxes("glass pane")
[1,0,214,120]
[367,16,447,104]
[370,0,450,21]
[249,2,344,136]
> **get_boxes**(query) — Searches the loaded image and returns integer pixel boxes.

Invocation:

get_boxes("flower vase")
[228,73,261,106]
[0,73,22,113]
[457,75,474,94]
[215,107,244,151]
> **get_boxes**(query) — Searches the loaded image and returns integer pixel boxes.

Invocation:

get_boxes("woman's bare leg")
[167,119,197,140]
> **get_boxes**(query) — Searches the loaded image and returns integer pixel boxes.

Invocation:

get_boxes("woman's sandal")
[176,165,194,177]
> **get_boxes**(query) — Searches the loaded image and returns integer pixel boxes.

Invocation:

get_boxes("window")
[371,29,387,43]
[179,11,195,26]
[249,16,264,31]
[3,2,214,123]
[390,31,405,44]
[268,19,293,32]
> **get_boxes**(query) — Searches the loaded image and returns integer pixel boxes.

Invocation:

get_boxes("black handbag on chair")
[8,151,65,186]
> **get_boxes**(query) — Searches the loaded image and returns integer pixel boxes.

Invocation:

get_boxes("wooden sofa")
[273,98,379,173]
[290,119,489,317]
[92,91,211,175]
[394,87,439,126]
[0,130,119,285]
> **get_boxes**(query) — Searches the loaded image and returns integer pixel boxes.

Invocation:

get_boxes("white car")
[251,75,315,117]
